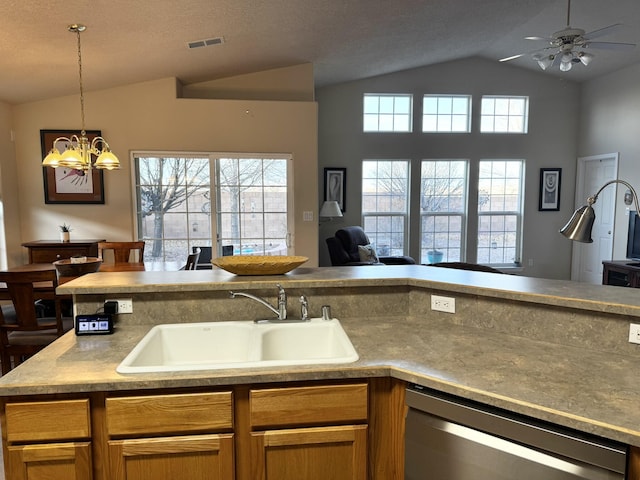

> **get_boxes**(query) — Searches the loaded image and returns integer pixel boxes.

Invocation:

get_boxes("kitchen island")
[1,265,640,479]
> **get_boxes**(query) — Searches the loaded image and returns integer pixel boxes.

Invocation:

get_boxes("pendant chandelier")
[42,24,120,171]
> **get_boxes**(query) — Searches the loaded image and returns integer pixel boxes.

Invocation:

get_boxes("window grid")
[477,160,524,265]
[420,160,468,263]
[361,160,410,256]
[134,156,211,262]
[363,94,413,132]
[480,96,529,133]
[422,95,471,133]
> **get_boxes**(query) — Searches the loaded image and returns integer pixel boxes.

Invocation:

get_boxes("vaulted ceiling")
[2,0,640,104]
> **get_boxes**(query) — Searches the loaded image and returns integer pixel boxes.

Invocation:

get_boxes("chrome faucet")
[229,284,287,321]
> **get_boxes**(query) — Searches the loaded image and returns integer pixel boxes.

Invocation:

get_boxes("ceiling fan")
[500,0,636,71]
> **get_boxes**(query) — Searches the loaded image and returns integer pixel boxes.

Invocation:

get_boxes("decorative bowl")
[211,255,309,275]
[53,257,102,276]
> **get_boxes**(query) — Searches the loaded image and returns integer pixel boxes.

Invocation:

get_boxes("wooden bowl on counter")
[53,257,102,277]
[212,255,308,275]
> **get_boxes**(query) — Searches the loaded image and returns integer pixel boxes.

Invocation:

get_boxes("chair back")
[0,270,61,332]
[184,249,201,270]
[326,226,371,265]
[98,241,145,263]
[192,246,213,269]
[0,269,68,374]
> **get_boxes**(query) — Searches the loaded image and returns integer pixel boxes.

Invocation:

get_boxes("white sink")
[116,318,359,373]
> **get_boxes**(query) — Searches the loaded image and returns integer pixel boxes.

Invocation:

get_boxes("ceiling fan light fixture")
[578,51,594,65]
[537,55,555,70]
[559,60,573,71]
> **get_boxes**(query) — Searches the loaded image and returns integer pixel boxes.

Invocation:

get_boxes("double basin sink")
[117,318,359,374]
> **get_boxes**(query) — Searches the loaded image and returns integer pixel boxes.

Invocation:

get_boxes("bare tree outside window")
[420,160,468,263]
[136,156,210,261]
[216,157,288,256]
[362,160,409,256]
[134,153,292,263]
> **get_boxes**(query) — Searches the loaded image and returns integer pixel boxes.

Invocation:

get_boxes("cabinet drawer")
[250,383,368,428]
[5,399,91,443]
[106,392,233,436]
[30,247,91,263]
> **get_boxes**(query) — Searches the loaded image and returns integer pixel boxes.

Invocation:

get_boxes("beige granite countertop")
[3,265,640,449]
[1,314,640,447]
[57,265,640,317]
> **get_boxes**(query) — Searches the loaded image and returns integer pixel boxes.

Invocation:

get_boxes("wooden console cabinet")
[22,239,106,263]
[602,260,640,287]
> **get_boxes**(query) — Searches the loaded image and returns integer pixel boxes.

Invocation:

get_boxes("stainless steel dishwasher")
[405,384,627,480]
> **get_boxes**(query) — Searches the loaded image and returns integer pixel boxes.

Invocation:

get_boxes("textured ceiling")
[1,0,640,104]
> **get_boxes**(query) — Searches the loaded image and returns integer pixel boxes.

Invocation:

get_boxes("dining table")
[0,261,182,300]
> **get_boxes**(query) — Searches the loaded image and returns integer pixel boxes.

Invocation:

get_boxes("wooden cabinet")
[1,380,401,479]
[22,239,105,263]
[242,383,368,480]
[104,392,234,480]
[602,260,640,287]
[4,399,92,480]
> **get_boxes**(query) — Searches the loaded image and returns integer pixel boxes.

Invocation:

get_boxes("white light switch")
[303,211,313,221]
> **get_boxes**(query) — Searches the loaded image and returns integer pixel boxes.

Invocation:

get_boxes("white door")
[571,153,619,284]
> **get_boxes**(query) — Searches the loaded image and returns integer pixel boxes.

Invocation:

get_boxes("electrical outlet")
[431,294,455,314]
[114,298,133,314]
[629,323,640,344]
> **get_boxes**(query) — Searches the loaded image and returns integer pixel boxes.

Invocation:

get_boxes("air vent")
[188,37,225,49]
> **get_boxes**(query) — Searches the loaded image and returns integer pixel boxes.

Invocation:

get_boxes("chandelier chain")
[75,27,86,135]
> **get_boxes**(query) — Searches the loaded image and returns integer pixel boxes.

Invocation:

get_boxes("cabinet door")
[7,442,92,480]
[251,425,367,480]
[108,433,233,480]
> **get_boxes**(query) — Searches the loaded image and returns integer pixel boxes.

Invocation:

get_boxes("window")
[363,94,412,132]
[420,160,468,263]
[134,155,211,262]
[361,160,410,256]
[477,160,524,265]
[215,156,290,256]
[133,153,292,262]
[422,95,471,133]
[480,96,529,133]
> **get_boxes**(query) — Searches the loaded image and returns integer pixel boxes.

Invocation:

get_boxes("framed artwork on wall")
[539,168,561,211]
[40,129,105,204]
[324,167,346,212]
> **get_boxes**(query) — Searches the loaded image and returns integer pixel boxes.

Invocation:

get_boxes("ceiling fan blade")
[584,41,636,51]
[499,53,527,62]
[583,23,622,40]
[499,46,554,63]
[525,36,552,41]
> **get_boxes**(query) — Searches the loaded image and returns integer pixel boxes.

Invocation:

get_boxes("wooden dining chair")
[98,241,145,263]
[183,248,201,271]
[0,270,73,374]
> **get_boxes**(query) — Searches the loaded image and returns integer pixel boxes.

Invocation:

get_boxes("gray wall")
[316,57,580,279]
[580,63,640,260]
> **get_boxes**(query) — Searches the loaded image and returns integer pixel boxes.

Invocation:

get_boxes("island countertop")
[57,264,640,317]
[2,265,640,448]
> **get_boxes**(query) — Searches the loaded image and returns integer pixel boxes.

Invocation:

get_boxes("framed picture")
[539,168,561,211]
[324,167,346,212]
[40,129,105,204]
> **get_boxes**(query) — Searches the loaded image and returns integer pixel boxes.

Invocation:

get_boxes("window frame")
[476,159,525,266]
[131,151,294,261]
[361,159,411,256]
[363,93,413,133]
[419,159,469,263]
[422,94,472,133]
[480,95,529,134]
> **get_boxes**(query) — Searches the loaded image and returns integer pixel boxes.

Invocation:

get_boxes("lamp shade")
[319,200,343,218]
[559,205,595,243]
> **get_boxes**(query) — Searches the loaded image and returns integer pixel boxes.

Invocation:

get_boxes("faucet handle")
[299,295,309,321]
